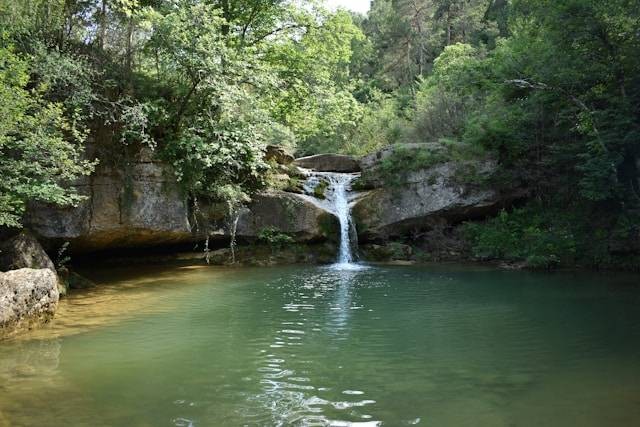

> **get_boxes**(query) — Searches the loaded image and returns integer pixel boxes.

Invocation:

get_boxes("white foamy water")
[302,171,366,270]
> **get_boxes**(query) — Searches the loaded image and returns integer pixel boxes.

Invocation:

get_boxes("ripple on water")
[2,264,640,426]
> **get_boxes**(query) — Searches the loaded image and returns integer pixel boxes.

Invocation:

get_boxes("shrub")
[460,203,639,269]
[258,227,294,251]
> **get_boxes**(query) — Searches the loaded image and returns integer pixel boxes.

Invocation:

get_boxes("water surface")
[1,264,640,426]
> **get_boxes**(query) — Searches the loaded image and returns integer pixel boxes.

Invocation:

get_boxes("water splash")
[302,171,366,270]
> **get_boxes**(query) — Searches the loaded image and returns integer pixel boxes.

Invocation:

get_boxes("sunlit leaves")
[0,47,95,227]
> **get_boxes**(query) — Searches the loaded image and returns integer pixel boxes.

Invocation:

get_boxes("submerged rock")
[293,154,361,173]
[0,269,59,339]
[58,269,96,290]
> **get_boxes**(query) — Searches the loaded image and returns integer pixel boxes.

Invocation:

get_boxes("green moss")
[258,226,294,252]
[283,198,298,228]
[285,176,304,193]
[313,180,329,199]
[364,141,487,188]
[318,213,339,240]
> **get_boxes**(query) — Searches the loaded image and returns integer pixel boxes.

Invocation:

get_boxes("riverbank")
[2,147,639,340]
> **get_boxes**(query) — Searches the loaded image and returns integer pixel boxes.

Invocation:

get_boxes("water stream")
[302,171,362,269]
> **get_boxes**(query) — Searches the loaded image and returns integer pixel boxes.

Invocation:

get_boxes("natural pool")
[1,264,639,426]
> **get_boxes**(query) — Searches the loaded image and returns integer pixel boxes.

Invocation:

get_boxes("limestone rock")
[265,145,295,165]
[236,191,339,242]
[360,243,414,262]
[293,154,361,173]
[0,269,59,339]
[0,231,55,272]
[23,148,341,253]
[354,156,524,241]
[26,159,192,252]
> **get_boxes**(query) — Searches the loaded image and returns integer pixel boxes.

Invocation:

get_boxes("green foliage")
[258,226,294,250]
[313,180,329,200]
[340,92,407,156]
[366,141,484,187]
[376,145,447,186]
[464,208,576,269]
[160,107,269,202]
[0,45,95,227]
[343,0,640,269]
[464,204,640,270]
[1,0,368,215]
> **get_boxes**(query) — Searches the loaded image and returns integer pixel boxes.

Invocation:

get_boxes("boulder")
[265,145,295,165]
[293,154,361,173]
[236,191,339,242]
[0,269,59,339]
[0,231,55,272]
[0,231,68,296]
[354,158,524,241]
[26,158,193,252]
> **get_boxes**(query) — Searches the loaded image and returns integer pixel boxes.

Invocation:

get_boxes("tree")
[0,46,95,227]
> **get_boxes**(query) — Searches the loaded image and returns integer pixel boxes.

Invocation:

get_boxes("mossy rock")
[318,212,340,241]
[313,180,329,199]
[360,242,413,262]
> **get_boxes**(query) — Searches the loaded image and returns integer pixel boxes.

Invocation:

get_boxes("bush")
[463,207,578,268]
[258,227,294,251]
[462,203,640,269]
[364,141,485,187]
[0,46,96,227]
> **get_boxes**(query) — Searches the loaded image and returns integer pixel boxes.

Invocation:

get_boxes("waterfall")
[302,171,363,269]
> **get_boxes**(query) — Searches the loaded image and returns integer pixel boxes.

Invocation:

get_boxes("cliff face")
[352,144,526,260]
[22,144,519,258]
[237,192,338,242]
[353,158,516,241]
[24,151,338,254]
[26,152,193,252]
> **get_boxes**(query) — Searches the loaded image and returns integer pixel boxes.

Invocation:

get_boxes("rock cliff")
[26,153,193,252]
[237,192,338,242]
[353,145,525,242]
[25,152,338,253]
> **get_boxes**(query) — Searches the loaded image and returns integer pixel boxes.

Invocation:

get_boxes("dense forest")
[1,0,639,269]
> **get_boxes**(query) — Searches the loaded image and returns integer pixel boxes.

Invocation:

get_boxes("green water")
[1,264,640,426]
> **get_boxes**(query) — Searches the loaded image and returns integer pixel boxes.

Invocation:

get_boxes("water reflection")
[249,267,381,426]
[327,268,359,341]
[1,264,640,426]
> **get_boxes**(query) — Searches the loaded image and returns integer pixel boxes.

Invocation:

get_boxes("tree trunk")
[221,0,231,36]
[98,0,107,50]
